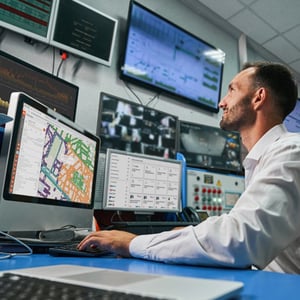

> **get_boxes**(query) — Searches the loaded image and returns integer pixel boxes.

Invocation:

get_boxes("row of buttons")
[192,185,223,215]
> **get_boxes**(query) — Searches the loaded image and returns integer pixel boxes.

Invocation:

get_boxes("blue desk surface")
[1,254,300,299]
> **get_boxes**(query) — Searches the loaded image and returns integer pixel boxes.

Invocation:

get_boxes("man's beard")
[219,95,254,132]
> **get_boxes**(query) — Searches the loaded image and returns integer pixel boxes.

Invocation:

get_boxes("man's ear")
[253,87,267,110]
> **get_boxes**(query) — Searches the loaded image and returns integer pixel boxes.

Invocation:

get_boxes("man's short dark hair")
[242,62,298,119]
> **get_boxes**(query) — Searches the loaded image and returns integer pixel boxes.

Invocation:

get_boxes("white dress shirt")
[129,124,300,273]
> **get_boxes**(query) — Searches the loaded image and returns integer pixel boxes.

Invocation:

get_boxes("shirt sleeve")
[130,134,300,269]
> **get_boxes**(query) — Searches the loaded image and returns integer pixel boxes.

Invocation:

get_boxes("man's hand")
[77,230,137,257]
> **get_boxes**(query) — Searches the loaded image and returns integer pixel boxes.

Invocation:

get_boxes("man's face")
[219,68,257,132]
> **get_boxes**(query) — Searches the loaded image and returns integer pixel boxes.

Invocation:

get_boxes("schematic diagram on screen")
[38,124,95,204]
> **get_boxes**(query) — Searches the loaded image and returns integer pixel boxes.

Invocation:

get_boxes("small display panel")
[103,149,182,213]
[284,99,300,132]
[178,120,242,174]
[120,1,225,113]
[97,92,178,159]
[50,0,118,66]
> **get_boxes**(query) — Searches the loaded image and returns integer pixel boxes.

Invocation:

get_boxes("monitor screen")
[97,92,178,159]
[178,120,242,174]
[102,149,182,213]
[0,0,56,43]
[0,50,78,121]
[120,1,225,113]
[0,92,100,232]
[284,99,300,132]
[50,0,118,66]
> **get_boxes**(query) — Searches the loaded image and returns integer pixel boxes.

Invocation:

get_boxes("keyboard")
[48,243,112,257]
[0,273,163,300]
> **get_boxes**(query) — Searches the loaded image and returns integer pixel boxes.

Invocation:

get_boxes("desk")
[1,254,300,299]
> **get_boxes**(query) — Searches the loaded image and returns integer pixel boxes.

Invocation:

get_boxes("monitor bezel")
[49,0,118,66]
[96,91,179,159]
[2,92,100,210]
[119,0,225,113]
[102,148,183,213]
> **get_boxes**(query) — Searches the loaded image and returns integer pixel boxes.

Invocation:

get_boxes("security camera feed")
[97,93,178,159]
[179,121,242,173]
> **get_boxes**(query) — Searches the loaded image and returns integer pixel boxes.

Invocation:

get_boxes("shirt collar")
[245,124,287,162]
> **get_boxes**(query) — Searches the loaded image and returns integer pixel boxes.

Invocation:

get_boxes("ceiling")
[180,0,300,82]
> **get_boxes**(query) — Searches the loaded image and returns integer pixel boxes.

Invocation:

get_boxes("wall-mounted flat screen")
[0,50,78,121]
[97,92,178,159]
[50,0,118,66]
[178,120,242,174]
[284,99,300,132]
[0,0,56,43]
[120,1,225,113]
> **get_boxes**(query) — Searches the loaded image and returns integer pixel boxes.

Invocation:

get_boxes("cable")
[52,47,56,75]
[56,50,68,77]
[123,81,143,105]
[145,92,160,107]
[0,231,33,260]
[123,81,160,107]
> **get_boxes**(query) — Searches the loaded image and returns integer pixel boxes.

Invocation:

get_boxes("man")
[79,62,300,273]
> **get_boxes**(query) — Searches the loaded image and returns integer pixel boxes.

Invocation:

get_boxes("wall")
[0,0,241,135]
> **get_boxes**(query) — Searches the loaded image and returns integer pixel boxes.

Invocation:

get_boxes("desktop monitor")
[0,92,100,233]
[178,120,242,174]
[284,99,300,132]
[97,92,178,159]
[120,1,225,113]
[102,149,182,218]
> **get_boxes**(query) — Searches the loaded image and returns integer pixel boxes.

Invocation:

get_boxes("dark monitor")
[102,148,182,214]
[0,92,100,232]
[97,92,178,159]
[178,120,242,174]
[120,1,225,113]
[50,0,118,66]
[284,99,300,132]
[0,0,56,43]
[0,50,78,121]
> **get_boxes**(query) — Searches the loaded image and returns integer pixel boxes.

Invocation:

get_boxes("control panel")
[187,167,245,216]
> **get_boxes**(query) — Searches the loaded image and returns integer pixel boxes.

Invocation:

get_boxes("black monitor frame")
[0,50,78,121]
[178,120,242,174]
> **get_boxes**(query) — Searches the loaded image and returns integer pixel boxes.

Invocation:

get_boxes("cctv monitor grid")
[97,93,243,175]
